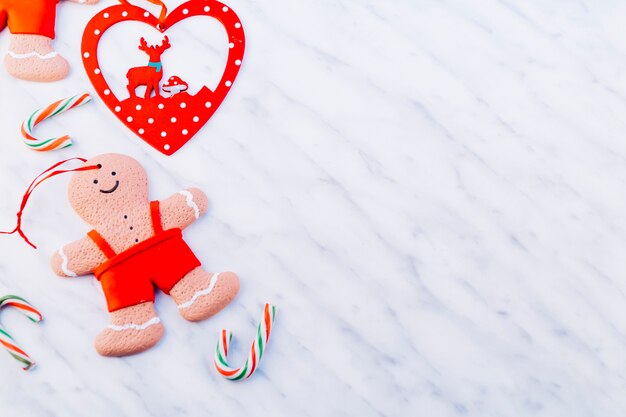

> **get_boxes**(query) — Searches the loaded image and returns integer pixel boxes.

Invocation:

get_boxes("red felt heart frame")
[81,0,245,155]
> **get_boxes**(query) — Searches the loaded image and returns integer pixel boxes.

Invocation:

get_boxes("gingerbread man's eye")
[111,171,117,176]
[93,179,99,184]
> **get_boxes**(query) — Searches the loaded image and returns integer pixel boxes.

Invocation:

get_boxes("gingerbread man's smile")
[100,181,119,194]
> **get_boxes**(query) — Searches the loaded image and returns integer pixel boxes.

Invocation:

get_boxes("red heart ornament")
[81,0,245,155]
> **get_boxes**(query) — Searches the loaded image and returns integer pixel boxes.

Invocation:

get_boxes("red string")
[0,158,100,249]
[119,0,168,25]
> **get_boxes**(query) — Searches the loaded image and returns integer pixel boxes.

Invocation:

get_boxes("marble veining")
[0,0,625,415]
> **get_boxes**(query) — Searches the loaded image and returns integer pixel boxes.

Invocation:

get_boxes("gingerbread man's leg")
[170,268,240,322]
[94,302,164,357]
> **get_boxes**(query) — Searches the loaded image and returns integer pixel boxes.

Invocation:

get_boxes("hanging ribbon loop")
[119,0,168,27]
[0,158,100,249]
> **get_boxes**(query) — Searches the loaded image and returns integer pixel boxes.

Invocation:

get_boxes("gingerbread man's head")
[68,154,148,225]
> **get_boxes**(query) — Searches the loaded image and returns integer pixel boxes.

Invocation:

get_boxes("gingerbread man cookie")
[1,0,99,81]
[50,154,240,356]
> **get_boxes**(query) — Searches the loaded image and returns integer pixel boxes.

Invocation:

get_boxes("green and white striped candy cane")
[215,303,277,381]
[21,93,91,152]
[0,295,43,370]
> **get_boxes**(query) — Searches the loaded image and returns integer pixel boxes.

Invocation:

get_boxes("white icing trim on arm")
[7,51,59,60]
[178,273,220,310]
[178,190,200,219]
[59,247,77,277]
[107,317,161,332]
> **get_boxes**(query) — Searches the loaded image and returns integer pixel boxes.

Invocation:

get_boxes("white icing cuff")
[178,190,200,219]
[108,317,161,332]
[59,247,77,277]
[178,273,220,310]
[7,51,58,60]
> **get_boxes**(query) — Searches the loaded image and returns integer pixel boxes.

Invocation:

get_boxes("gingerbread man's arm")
[51,236,107,277]
[160,188,209,231]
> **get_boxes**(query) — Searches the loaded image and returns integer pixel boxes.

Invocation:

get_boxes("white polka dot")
[164,144,170,151]
[103,13,109,18]
[135,104,142,111]
[144,11,149,17]
[229,42,234,49]
[171,117,177,123]
[182,129,188,135]
[183,9,189,14]
[94,68,101,74]
[204,6,210,12]
[158,103,164,109]
[83,52,90,58]
[235,22,241,29]
[235,59,241,66]
[225,80,232,87]
[148,118,154,124]
[180,102,186,109]
[127,116,133,122]
[193,116,199,122]
[222,6,229,12]
[161,131,167,137]
[138,128,145,134]
[205,101,212,108]
[122,11,128,17]
[104,89,110,95]
[115,106,121,112]
[94,29,100,35]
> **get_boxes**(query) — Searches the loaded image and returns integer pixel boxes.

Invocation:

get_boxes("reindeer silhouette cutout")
[127,36,171,99]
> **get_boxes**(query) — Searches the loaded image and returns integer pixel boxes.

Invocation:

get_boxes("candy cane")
[215,303,277,381]
[21,93,92,152]
[0,295,43,370]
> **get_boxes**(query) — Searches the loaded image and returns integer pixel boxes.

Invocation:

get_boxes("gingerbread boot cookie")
[95,302,164,357]
[2,0,99,81]
[5,34,69,82]
[171,268,240,321]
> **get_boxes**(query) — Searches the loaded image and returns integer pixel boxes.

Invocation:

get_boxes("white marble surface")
[1,0,626,415]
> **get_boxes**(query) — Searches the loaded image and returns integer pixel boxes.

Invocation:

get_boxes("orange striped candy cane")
[0,295,43,370]
[214,303,277,381]
[21,93,92,152]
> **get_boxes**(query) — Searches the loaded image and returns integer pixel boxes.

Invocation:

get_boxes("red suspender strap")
[87,230,117,259]
[88,202,163,260]
[150,201,164,235]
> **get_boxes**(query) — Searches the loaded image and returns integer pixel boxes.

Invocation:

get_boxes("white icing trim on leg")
[107,317,161,332]
[178,190,200,219]
[7,51,59,60]
[59,247,77,277]
[178,273,220,310]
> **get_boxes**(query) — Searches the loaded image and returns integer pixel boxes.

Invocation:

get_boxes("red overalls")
[0,0,59,39]
[88,201,201,312]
